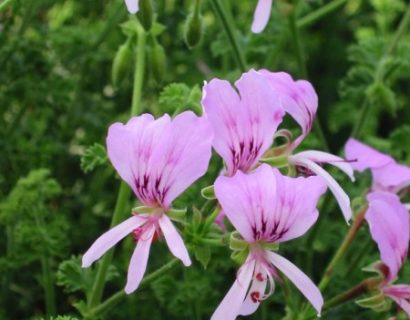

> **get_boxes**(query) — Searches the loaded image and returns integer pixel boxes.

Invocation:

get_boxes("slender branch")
[87,23,147,309]
[297,0,348,28]
[201,206,220,233]
[210,0,247,72]
[0,0,15,13]
[89,259,179,317]
[319,207,367,292]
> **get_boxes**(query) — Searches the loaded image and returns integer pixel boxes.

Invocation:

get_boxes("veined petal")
[211,258,256,320]
[366,192,409,281]
[239,263,269,316]
[214,164,278,242]
[295,150,355,182]
[125,226,155,294]
[290,154,352,223]
[344,138,393,172]
[158,215,191,266]
[251,0,273,33]
[259,70,318,148]
[82,215,146,268]
[124,0,139,14]
[372,161,410,193]
[202,70,284,175]
[267,251,323,315]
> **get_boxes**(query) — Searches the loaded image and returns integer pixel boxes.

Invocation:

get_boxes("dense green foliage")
[1,0,410,319]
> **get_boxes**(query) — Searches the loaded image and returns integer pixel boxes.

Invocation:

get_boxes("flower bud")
[136,0,153,31]
[184,12,203,48]
[150,41,166,83]
[112,39,133,87]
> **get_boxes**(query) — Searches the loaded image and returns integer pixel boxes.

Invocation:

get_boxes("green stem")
[202,206,220,233]
[289,4,330,151]
[87,24,147,308]
[0,0,15,13]
[324,277,379,310]
[41,255,56,318]
[352,4,410,138]
[210,0,247,72]
[297,0,348,28]
[89,259,179,317]
[318,207,367,292]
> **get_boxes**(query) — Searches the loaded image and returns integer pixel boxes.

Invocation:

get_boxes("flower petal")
[211,258,256,320]
[366,192,409,281]
[251,0,273,33]
[150,111,213,206]
[158,215,191,266]
[259,70,318,148]
[239,263,269,316]
[372,161,410,193]
[384,286,410,317]
[267,251,323,315]
[290,154,352,223]
[125,226,155,294]
[344,138,393,172]
[202,70,284,175]
[124,0,139,14]
[82,215,146,268]
[295,150,355,182]
[214,164,278,242]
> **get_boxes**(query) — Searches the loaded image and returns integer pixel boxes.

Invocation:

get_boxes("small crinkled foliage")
[80,143,108,173]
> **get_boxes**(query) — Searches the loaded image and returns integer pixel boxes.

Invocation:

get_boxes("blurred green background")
[0,0,410,319]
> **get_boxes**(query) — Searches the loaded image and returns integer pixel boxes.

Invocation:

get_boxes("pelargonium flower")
[212,164,326,319]
[345,138,410,194]
[252,0,273,33]
[202,69,285,176]
[125,0,139,14]
[365,191,410,316]
[82,111,213,294]
[259,70,354,222]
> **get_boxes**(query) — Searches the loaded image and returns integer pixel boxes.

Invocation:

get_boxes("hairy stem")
[319,206,367,292]
[89,259,179,317]
[87,24,147,309]
[41,255,56,318]
[297,0,348,28]
[210,0,247,72]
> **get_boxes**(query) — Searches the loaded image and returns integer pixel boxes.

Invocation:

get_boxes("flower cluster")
[82,69,409,319]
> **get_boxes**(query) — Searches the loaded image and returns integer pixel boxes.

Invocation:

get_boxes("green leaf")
[194,245,211,269]
[80,143,108,173]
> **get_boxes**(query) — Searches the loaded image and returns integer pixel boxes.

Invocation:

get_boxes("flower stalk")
[297,0,348,28]
[87,22,147,309]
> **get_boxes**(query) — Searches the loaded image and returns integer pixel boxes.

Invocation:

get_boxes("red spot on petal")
[256,272,264,282]
[250,291,261,303]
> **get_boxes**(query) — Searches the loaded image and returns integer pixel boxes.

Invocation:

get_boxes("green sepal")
[229,231,248,251]
[201,185,215,200]
[262,242,280,251]
[231,249,249,265]
[356,289,389,312]
[260,155,289,168]
[132,205,155,214]
[167,207,187,223]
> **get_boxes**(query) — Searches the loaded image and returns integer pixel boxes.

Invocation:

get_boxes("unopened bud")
[184,12,203,48]
[137,0,153,31]
[150,41,166,83]
[112,39,133,87]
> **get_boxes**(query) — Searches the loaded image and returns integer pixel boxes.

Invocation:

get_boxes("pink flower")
[345,138,410,193]
[202,69,285,176]
[82,111,213,294]
[212,164,326,319]
[252,0,273,33]
[124,0,139,14]
[365,191,410,316]
[260,70,355,223]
